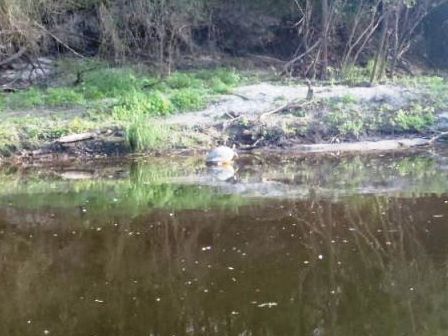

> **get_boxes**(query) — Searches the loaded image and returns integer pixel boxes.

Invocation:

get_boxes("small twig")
[229,93,250,101]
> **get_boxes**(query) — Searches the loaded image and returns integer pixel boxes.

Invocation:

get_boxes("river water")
[1,148,448,335]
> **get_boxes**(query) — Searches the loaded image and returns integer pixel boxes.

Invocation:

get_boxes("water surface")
[1,149,448,335]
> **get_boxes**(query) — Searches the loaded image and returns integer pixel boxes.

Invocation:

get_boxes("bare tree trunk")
[390,4,402,77]
[321,0,329,79]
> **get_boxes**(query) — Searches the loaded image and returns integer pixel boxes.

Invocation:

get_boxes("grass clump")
[126,119,172,151]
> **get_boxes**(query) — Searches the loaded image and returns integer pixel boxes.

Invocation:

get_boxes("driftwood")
[56,132,96,144]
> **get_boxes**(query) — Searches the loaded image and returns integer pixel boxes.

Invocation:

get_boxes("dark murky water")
[1,149,448,335]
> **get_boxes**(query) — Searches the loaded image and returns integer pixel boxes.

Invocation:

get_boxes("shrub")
[324,106,365,138]
[393,105,435,132]
[113,91,173,120]
[81,68,142,99]
[165,72,202,89]
[170,88,205,111]
[210,78,231,94]
[215,68,241,86]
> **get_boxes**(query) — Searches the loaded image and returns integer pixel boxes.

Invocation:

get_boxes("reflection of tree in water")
[0,193,448,335]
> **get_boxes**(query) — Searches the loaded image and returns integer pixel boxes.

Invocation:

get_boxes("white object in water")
[205,145,237,165]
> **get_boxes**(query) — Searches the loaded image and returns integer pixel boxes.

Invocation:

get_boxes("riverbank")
[1,59,447,164]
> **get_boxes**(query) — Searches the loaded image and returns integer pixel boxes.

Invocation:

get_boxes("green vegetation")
[339,60,375,85]
[170,88,206,111]
[324,100,436,139]
[0,62,244,155]
[3,64,243,112]
[126,120,173,152]
[394,105,435,132]
[318,76,448,139]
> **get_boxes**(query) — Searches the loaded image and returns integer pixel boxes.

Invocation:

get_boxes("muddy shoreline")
[4,132,447,167]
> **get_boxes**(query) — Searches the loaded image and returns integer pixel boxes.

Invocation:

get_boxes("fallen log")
[289,137,444,154]
[56,132,96,144]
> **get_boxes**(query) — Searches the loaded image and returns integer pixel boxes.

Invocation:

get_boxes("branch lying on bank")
[259,99,314,120]
[429,131,448,144]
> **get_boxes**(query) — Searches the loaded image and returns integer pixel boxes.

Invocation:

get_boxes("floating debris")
[257,302,278,308]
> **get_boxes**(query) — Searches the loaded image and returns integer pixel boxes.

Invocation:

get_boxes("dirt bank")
[4,79,448,165]
[163,80,448,151]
